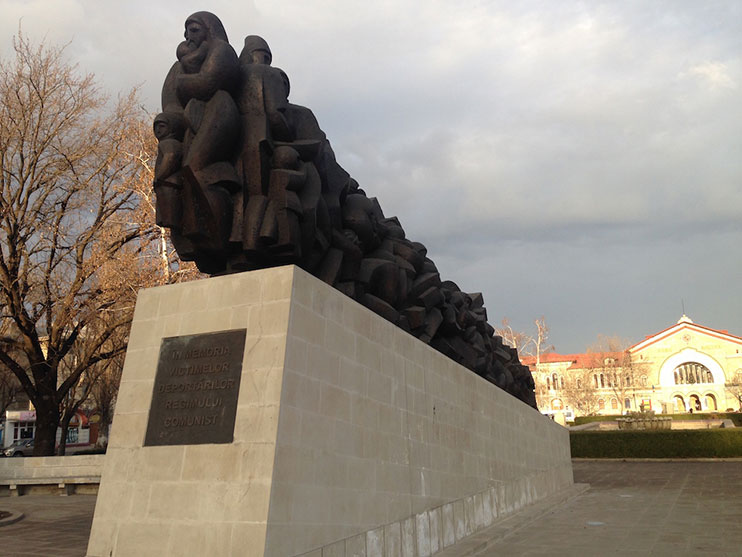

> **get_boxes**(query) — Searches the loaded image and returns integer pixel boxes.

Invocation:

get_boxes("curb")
[0,510,24,527]
[435,483,591,556]
[572,457,742,462]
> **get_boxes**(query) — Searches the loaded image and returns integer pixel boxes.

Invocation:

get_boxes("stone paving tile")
[475,460,742,557]
[2,461,742,556]
[0,495,96,557]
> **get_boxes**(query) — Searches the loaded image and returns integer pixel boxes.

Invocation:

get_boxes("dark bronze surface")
[144,329,246,446]
[154,12,537,408]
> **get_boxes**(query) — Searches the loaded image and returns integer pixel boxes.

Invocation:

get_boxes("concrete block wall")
[264,267,572,556]
[0,454,104,482]
[86,266,572,556]
[87,267,296,557]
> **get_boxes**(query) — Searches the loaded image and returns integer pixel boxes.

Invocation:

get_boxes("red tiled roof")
[520,353,575,365]
[522,351,625,369]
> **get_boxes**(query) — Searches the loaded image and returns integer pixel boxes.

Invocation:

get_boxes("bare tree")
[55,116,202,455]
[495,318,535,359]
[582,335,644,414]
[0,363,23,417]
[533,316,554,365]
[533,377,552,413]
[0,319,24,416]
[0,33,160,455]
[54,318,120,454]
[495,316,554,361]
[88,353,124,445]
[55,118,201,455]
[725,370,742,412]
[562,367,601,416]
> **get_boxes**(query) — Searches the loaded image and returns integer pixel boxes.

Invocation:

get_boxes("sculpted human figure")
[152,112,184,229]
[231,35,294,256]
[159,12,241,270]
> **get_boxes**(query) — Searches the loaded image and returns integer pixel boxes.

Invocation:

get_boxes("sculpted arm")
[176,43,239,103]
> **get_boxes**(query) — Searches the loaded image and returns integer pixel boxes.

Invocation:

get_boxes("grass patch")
[570,429,742,458]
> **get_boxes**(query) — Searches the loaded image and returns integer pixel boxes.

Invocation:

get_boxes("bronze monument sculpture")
[155,12,537,408]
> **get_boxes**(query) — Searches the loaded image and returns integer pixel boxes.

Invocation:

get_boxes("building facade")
[525,316,742,418]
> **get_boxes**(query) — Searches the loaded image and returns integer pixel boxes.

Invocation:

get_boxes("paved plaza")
[0,494,96,557]
[468,460,742,556]
[0,460,741,556]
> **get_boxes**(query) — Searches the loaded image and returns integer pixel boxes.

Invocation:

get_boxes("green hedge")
[570,429,742,458]
[573,415,622,425]
[665,413,742,426]
[71,448,106,455]
[573,412,742,427]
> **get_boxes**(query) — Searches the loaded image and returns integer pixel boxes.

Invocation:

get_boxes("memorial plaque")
[144,329,246,446]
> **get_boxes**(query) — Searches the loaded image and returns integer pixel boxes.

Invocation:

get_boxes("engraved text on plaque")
[144,329,246,446]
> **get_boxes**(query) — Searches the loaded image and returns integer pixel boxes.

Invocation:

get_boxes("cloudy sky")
[2,0,740,353]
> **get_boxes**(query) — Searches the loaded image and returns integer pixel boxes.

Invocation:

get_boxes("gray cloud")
[2,0,739,352]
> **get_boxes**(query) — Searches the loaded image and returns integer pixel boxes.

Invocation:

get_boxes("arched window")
[705,393,717,411]
[552,373,558,390]
[611,398,619,410]
[600,374,605,388]
[625,375,632,387]
[624,398,631,410]
[560,376,564,390]
[673,362,713,385]
[546,377,551,390]
[576,379,582,389]
[598,399,605,410]
[594,374,599,388]
[552,398,563,410]
[640,375,648,387]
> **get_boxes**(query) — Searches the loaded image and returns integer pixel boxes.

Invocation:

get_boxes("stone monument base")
[86,266,572,556]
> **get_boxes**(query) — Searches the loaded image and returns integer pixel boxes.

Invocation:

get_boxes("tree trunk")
[159,226,171,282]
[33,402,60,456]
[57,413,73,456]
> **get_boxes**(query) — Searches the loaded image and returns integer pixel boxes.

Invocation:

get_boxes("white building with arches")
[629,315,742,414]
[525,316,742,417]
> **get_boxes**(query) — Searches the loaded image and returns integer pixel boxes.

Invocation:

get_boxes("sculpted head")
[342,194,381,251]
[153,112,185,141]
[272,146,300,171]
[183,11,229,49]
[242,35,272,65]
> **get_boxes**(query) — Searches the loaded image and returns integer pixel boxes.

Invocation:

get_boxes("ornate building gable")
[630,314,742,355]
[624,315,742,413]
